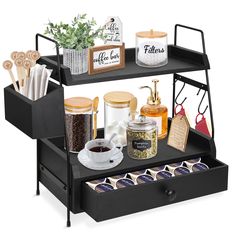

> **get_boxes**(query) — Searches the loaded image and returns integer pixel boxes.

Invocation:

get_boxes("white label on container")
[138,41,167,65]
[93,48,120,69]
[152,117,162,135]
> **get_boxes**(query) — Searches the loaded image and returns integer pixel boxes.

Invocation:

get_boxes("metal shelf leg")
[36,141,40,195]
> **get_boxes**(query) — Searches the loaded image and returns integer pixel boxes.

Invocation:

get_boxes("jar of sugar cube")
[104,91,137,146]
[136,29,168,68]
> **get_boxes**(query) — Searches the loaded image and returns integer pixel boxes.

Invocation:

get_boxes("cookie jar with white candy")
[104,91,137,146]
[136,29,168,68]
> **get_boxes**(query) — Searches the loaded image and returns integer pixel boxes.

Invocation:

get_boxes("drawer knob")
[165,189,176,201]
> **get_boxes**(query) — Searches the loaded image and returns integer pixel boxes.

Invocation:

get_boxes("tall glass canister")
[136,29,168,68]
[104,91,136,146]
[64,97,94,152]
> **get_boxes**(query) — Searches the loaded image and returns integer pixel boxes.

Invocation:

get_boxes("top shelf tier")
[38,45,210,86]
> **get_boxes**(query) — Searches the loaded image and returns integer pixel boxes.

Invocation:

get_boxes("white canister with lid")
[104,91,137,146]
[136,29,168,68]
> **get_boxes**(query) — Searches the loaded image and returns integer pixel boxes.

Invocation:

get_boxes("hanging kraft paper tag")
[168,114,190,152]
[104,16,123,45]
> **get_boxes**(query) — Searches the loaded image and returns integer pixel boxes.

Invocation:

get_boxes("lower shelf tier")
[37,126,228,220]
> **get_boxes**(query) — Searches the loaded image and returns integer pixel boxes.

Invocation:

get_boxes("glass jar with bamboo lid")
[136,29,168,68]
[104,91,137,146]
[64,96,98,153]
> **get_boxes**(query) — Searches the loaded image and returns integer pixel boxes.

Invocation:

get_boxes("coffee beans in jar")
[65,97,95,153]
[127,116,157,159]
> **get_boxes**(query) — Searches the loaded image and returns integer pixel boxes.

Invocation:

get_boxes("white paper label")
[152,117,162,135]
[104,16,123,45]
[93,48,121,69]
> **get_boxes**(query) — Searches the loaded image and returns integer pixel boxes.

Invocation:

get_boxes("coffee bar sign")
[88,44,125,75]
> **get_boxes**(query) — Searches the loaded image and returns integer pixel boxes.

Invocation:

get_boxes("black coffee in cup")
[89,146,111,152]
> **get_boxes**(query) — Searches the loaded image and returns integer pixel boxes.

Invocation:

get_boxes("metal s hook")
[175,82,187,105]
[197,88,208,115]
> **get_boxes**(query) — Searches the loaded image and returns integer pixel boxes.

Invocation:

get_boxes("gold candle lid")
[136,29,167,38]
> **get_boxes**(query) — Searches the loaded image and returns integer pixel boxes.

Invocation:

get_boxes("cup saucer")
[78,148,124,170]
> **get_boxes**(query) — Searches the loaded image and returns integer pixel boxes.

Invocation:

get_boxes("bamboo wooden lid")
[104,91,135,105]
[64,97,92,111]
[136,29,167,38]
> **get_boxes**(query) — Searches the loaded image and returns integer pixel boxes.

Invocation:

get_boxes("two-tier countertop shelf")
[3,24,228,226]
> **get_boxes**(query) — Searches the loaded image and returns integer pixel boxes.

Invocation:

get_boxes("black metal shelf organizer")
[4,24,228,226]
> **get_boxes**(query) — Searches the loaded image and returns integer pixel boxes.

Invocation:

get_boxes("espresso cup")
[85,139,123,163]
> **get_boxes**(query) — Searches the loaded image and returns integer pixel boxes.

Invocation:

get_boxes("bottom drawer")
[82,157,228,222]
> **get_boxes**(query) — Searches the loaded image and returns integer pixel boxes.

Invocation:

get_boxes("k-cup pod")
[115,178,135,189]
[148,165,166,178]
[131,174,154,185]
[184,158,201,169]
[94,183,114,193]
[128,170,147,180]
[86,178,106,189]
[108,174,127,186]
[191,163,209,172]
[167,162,183,174]
[155,170,172,180]
[173,166,190,176]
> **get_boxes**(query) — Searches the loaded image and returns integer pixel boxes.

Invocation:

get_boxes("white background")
[0,0,235,235]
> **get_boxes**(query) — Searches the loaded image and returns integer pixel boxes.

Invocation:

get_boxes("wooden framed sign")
[88,43,125,75]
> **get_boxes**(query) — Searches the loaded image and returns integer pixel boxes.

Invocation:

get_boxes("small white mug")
[85,139,123,163]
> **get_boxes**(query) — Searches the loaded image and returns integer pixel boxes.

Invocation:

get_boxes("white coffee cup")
[85,139,123,163]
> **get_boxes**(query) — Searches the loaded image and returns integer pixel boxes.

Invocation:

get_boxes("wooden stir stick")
[14,58,24,89]
[22,59,32,95]
[10,51,18,61]
[16,51,26,60]
[23,59,32,79]
[93,97,99,139]
[26,50,33,59]
[30,51,40,66]
[130,97,138,120]
[2,60,19,92]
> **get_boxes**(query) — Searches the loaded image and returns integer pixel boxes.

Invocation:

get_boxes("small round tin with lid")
[136,174,154,184]
[191,163,209,172]
[104,91,137,146]
[136,29,168,68]
[148,165,166,177]
[173,166,190,176]
[127,115,157,159]
[155,170,172,180]
[65,97,95,152]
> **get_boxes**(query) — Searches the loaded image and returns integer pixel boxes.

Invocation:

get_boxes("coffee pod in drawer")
[184,158,201,169]
[108,174,127,186]
[94,183,114,193]
[173,166,190,176]
[128,170,147,180]
[115,178,135,189]
[191,163,209,172]
[167,162,183,174]
[155,170,172,180]
[148,165,166,177]
[132,174,154,185]
[86,178,106,189]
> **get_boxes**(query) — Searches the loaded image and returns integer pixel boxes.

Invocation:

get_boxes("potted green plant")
[45,14,105,75]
